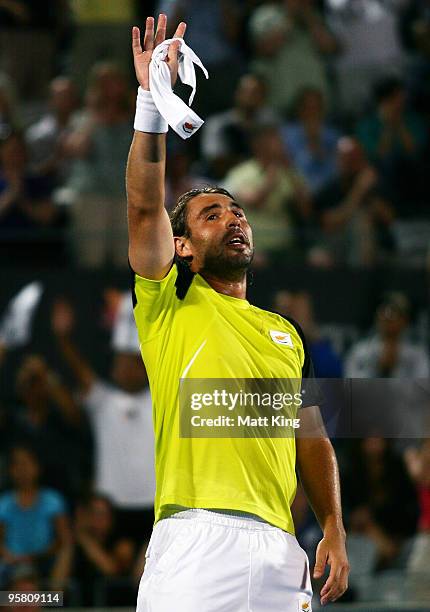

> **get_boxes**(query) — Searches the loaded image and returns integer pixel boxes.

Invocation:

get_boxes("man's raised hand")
[132,14,186,91]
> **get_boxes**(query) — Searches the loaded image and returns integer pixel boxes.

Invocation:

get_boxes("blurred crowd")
[0,0,430,608]
[0,0,429,268]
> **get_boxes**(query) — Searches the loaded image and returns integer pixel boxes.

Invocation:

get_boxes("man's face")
[50,78,78,117]
[252,129,285,164]
[175,194,254,280]
[377,305,407,338]
[235,75,265,113]
[10,448,40,488]
[337,138,366,177]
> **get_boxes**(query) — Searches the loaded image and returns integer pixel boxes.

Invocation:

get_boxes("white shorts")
[136,509,313,612]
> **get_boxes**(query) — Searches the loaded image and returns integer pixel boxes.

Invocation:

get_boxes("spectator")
[72,494,135,607]
[281,87,340,194]
[0,446,72,588]
[26,77,79,193]
[0,132,69,265]
[273,289,343,378]
[342,438,418,571]
[65,62,133,268]
[158,0,244,114]
[249,1,337,116]
[325,0,406,118]
[4,354,87,499]
[404,440,430,601]
[311,137,395,267]
[52,300,155,545]
[345,292,430,378]
[201,73,278,180]
[223,124,311,259]
[357,77,428,216]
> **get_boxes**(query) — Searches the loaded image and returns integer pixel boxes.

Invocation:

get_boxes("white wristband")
[134,87,168,134]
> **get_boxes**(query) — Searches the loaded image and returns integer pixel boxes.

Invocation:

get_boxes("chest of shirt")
[153,294,303,381]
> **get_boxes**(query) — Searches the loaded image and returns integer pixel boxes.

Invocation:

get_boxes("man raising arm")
[127,14,348,611]
[127,14,184,280]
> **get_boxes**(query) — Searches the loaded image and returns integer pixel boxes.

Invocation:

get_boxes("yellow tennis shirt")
[133,262,311,534]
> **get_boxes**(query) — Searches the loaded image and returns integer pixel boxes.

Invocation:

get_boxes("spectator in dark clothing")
[72,494,135,607]
[343,438,418,571]
[0,446,72,589]
[0,132,69,265]
[357,77,428,217]
[311,137,395,267]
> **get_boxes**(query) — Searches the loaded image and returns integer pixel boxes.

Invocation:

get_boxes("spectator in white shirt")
[345,292,430,378]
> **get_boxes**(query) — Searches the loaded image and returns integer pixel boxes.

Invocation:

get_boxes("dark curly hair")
[169,186,235,237]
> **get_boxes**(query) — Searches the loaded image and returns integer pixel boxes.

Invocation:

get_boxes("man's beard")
[200,244,254,282]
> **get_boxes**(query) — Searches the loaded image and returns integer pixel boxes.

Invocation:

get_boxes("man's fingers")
[143,16,155,51]
[313,543,327,578]
[173,21,187,39]
[167,39,181,64]
[154,13,167,47]
[321,562,342,594]
[132,26,142,55]
[320,563,348,605]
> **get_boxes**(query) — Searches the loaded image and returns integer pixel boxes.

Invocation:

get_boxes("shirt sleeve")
[282,315,322,408]
[299,340,323,409]
[132,263,179,343]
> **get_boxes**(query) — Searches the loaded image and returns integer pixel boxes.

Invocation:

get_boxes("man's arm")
[296,406,349,606]
[127,15,185,279]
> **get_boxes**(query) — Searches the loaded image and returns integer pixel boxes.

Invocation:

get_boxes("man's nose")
[227,212,241,228]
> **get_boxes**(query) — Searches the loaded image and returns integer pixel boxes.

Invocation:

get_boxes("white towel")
[0,282,43,348]
[149,37,209,140]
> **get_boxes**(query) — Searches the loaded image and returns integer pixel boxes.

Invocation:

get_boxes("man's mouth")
[226,232,248,247]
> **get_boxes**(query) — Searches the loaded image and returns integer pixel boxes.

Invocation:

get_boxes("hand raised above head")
[132,14,187,91]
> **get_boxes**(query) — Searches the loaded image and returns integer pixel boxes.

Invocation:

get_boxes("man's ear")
[174,236,193,260]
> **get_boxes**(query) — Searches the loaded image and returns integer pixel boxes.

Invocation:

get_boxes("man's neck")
[201,273,247,300]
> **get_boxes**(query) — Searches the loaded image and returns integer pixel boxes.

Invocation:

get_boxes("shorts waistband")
[167,508,280,531]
